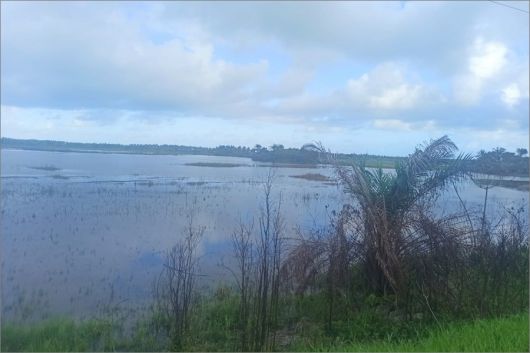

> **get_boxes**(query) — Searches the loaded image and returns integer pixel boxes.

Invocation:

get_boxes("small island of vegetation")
[1,136,528,352]
[2,137,528,178]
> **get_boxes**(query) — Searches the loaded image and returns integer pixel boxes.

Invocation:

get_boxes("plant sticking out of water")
[153,207,205,350]
[29,165,61,172]
[228,169,286,352]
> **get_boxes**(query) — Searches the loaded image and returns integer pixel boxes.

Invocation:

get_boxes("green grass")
[292,313,529,352]
[3,312,527,352]
[1,316,166,352]
[1,318,114,351]
[182,293,239,351]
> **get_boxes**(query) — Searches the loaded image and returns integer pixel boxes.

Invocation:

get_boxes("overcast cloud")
[1,1,528,154]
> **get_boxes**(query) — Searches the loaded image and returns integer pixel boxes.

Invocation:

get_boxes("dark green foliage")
[182,289,240,351]
[3,300,527,351]
[471,147,529,176]
[279,136,528,350]
[0,137,405,168]
[290,312,529,352]
[4,137,527,177]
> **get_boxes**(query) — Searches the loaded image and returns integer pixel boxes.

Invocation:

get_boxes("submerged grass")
[184,162,248,168]
[290,173,332,182]
[28,165,61,172]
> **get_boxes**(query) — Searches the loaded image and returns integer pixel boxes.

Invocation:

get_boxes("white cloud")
[453,75,483,105]
[373,119,437,132]
[469,38,507,79]
[163,1,507,74]
[454,38,512,105]
[373,119,412,131]
[501,83,522,107]
[1,2,528,151]
[0,2,268,114]
[345,63,429,110]
[370,84,422,110]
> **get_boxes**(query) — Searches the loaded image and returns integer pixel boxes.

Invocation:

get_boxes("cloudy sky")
[1,1,528,155]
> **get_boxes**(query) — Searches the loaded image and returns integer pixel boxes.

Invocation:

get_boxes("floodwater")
[1,149,527,323]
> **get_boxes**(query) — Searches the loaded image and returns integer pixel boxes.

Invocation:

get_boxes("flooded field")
[1,149,527,323]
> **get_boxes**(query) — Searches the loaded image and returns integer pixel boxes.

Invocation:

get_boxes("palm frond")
[417,152,473,199]
[405,135,458,178]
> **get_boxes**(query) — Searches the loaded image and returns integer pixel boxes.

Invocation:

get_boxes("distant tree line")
[470,147,528,177]
[0,137,403,166]
[2,137,528,176]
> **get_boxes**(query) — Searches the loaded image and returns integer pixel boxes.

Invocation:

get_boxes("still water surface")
[1,149,527,322]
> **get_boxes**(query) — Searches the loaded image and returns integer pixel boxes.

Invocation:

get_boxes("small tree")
[516,148,528,157]
[231,220,255,351]
[295,136,472,306]
[154,211,205,350]
[230,169,285,352]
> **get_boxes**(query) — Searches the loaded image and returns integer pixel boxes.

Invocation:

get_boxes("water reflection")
[1,149,527,323]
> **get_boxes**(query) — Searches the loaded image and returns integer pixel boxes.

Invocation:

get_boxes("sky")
[1,1,529,155]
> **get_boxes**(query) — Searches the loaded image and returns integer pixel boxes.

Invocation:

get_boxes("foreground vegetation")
[2,136,528,351]
[2,309,527,352]
[301,312,529,352]
[1,316,166,352]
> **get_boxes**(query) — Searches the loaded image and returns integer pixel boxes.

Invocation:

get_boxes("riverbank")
[3,137,528,178]
[2,311,527,352]
[0,137,405,169]
[293,313,529,352]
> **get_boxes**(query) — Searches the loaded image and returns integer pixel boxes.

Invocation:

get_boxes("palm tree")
[326,136,471,302]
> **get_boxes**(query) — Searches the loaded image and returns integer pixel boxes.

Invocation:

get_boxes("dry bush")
[289,137,528,322]
[230,170,286,351]
[153,211,205,349]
